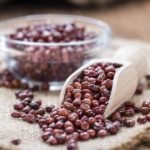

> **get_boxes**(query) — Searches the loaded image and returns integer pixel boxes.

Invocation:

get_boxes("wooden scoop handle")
[104,45,148,117]
[113,45,148,79]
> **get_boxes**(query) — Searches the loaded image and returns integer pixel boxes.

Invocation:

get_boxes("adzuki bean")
[11,63,150,150]
[7,23,97,83]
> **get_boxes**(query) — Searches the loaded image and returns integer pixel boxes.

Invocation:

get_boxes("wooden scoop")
[59,45,148,118]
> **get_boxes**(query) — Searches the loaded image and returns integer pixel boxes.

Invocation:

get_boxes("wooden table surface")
[0,0,150,41]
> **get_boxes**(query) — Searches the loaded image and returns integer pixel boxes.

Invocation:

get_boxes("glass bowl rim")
[0,14,111,47]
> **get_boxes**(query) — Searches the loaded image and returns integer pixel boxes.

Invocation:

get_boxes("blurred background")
[0,0,149,41]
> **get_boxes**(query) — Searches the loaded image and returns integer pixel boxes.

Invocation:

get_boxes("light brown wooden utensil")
[59,45,148,117]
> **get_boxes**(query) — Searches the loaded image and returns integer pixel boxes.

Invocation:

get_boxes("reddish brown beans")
[64,102,74,111]
[111,112,122,121]
[13,103,24,111]
[65,127,74,134]
[98,129,107,138]
[80,132,90,141]
[137,116,147,124]
[101,79,112,90]
[140,107,150,115]
[47,136,58,145]
[87,129,96,138]
[58,108,69,117]
[123,119,135,127]
[67,138,78,150]
[11,88,150,148]
[68,113,79,122]
[81,122,89,131]
[23,114,36,123]
[106,123,118,135]
[11,112,21,118]
[142,101,150,108]
[124,108,135,117]
[146,114,150,121]
[6,23,98,84]
[11,139,21,145]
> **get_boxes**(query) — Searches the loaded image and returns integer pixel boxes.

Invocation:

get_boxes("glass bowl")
[0,14,111,90]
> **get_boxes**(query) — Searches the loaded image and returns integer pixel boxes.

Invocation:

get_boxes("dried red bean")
[74,92,82,99]
[58,108,69,117]
[124,101,135,107]
[123,119,135,127]
[82,99,91,105]
[22,106,31,114]
[81,121,89,131]
[100,86,110,98]
[73,82,82,89]
[67,140,78,150]
[64,102,74,111]
[98,129,107,138]
[15,90,21,98]
[55,133,66,144]
[91,100,99,107]
[23,114,36,123]
[113,121,121,129]
[80,103,90,111]
[85,109,94,117]
[47,136,58,145]
[87,129,96,138]
[65,126,74,134]
[101,79,112,90]
[105,65,115,73]
[137,116,147,124]
[135,83,143,95]
[88,117,96,125]
[11,139,21,145]
[99,97,108,104]
[55,121,64,129]
[13,103,24,111]
[68,113,79,122]
[53,129,64,136]
[146,114,150,121]
[29,102,40,110]
[22,97,32,105]
[95,114,104,122]
[146,74,150,80]
[111,112,122,121]
[45,105,55,113]
[106,123,118,135]
[73,99,81,106]
[107,72,115,79]
[140,107,150,115]
[37,108,45,116]
[11,112,21,118]
[93,122,103,131]
[89,84,100,93]
[142,101,150,108]
[41,131,52,141]
[80,132,90,141]
[64,121,74,128]
[124,108,135,117]
[97,72,106,83]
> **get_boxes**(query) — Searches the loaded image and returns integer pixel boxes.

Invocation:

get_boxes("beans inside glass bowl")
[1,14,111,90]
[7,23,96,82]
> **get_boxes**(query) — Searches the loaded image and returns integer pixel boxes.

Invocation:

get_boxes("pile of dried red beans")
[0,69,49,91]
[11,62,150,150]
[8,23,96,82]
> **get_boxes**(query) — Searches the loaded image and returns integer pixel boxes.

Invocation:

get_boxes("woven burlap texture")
[0,38,150,150]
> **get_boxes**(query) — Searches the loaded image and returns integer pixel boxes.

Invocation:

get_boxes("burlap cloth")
[0,38,150,150]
